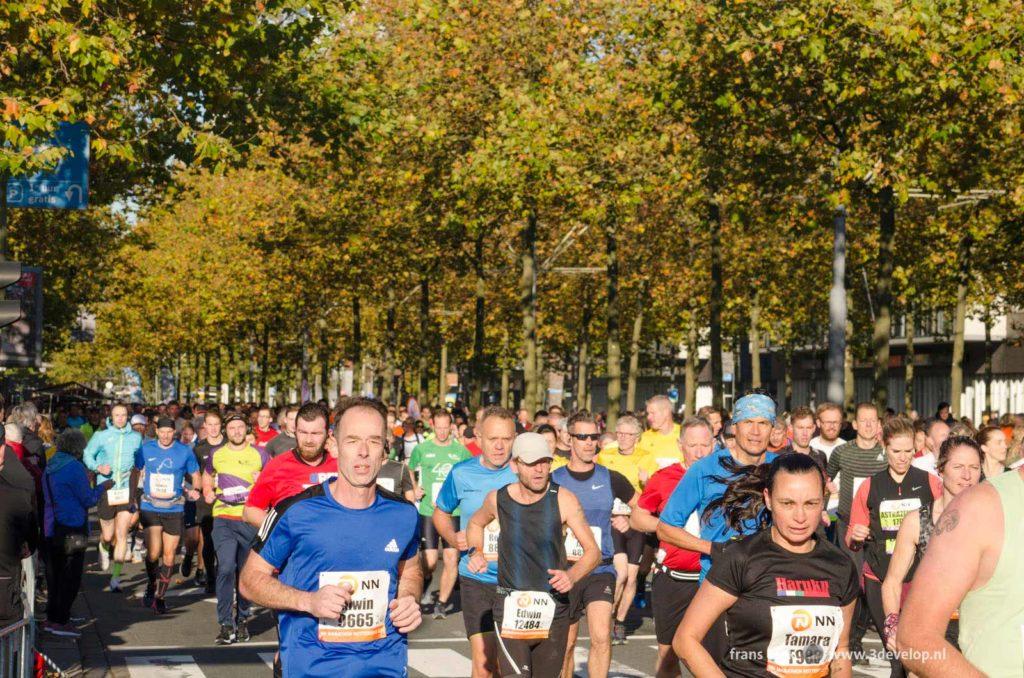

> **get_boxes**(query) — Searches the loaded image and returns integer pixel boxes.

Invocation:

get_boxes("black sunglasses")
[571,433,602,442]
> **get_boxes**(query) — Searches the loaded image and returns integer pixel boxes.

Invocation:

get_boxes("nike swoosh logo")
[591,484,605,490]
[911,486,922,491]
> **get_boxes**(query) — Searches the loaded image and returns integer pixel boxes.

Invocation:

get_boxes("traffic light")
[0,261,23,329]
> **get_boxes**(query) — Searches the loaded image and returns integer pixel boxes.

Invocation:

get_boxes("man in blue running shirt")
[552,411,637,678]
[434,405,517,678]
[240,397,423,678]
[130,416,201,614]
[656,392,778,663]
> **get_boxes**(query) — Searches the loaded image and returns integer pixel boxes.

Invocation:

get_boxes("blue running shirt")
[254,480,420,678]
[434,456,516,584]
[134,441,199,513]
[660,447,777,580]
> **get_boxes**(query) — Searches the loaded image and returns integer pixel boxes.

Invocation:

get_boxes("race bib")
[377,477,396,493]
[827,472,840,511]
[684,511,701,537]
[612,498,632,516]
[149,472,177,499]
[220,485,249,502]
[318,571,390,643]
[107,488,130,506]
[483,519,500,561]
[302,472,337,489]
[432,481,443,505]
[564,526,602,562]
[879,498,921,554]
[500,590,556,640]
[766,605,844,677]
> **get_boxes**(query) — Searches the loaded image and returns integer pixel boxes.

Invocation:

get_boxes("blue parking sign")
[5,122,89,210]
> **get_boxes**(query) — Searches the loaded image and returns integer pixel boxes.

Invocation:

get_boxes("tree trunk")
[605,216,622,429]
[749,289,762,389]
[320,331,330,402]
[418,278,430,402]
[905,306,915,413]
[352,296,363,396]
[844,286,855,416]
[204,350,211,403]
[783,347,794,411]
[625,282,647,412]
[383,289,396,406]
[471,233,486,409]
[872,186,896,412]
[227,345,236,404]
[215,347,223,405]
[520,210,539,414]
[950,235,973,418]
[259,326,270,403]
[984,316,993,416]
[438,342,448,405]
[174,353,182,403]
[576,298,591,411]
[536,343,545,409]
[685,324,699,417]
[501,327,511,409]
[709,201,724,409]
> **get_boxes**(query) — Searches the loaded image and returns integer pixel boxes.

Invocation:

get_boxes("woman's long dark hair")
[702,453,826,533]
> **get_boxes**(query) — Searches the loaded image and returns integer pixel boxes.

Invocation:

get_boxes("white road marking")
[125,654,207,677]
[572,646,647,677]
[258,653,275,669]
[408,648,474,677]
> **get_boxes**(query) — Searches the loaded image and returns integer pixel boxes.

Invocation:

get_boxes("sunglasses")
[571,433,602,442]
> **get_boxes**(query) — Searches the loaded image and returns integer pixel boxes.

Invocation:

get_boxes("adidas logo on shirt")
[385,539,400,553]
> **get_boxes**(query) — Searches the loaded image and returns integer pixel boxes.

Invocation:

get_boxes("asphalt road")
[72,549,894,678]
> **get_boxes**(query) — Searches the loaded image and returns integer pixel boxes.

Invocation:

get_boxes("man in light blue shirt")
[656,393,778,661]
[434,406,516,678]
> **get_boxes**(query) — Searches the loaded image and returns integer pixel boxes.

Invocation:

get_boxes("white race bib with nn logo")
[766,605,843,677]
[149,473,177,499]
[106,488,130,506]
[317,571,390,643]
[501,590,556,640]
[377,477,395,493]
[483,520,501,561]
[564,526,602,562]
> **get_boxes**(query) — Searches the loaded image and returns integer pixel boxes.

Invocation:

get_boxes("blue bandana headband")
[732,394,776,424]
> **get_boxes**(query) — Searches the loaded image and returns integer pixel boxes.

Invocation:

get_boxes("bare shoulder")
[931,481,1001,543]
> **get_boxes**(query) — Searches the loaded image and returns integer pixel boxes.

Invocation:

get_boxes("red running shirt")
[638,464,701,572]
[246,450,338,511]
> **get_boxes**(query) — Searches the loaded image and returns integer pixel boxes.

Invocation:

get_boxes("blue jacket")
[83,419,142,489]
[43,452,106,537]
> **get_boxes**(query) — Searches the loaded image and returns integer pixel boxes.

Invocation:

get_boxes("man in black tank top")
[467,432,601,678]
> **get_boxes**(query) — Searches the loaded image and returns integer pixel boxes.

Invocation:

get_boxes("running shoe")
[181,552,195,578]
[235,619,251,642]
[612,621,627,645]
[194,569,206,587]
[109,576,121,592]
[154,598,167,615]
[215,625,236,645]
[433,601,447,620]
[142,586,155,609]
[98,544,110,571]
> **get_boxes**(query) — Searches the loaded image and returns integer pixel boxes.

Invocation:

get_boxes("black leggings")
[200,513,216,586]
[863,577,906,678]
[44,536,85,625]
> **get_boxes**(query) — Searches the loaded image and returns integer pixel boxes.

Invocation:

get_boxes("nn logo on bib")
[385,539,400,553]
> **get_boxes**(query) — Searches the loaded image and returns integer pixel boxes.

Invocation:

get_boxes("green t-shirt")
[408,438,471,517]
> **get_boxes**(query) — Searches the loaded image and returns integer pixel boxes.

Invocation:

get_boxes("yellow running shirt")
[597,446,647,492]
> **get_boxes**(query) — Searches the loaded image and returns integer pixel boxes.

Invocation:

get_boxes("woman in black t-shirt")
[675,453,860,677]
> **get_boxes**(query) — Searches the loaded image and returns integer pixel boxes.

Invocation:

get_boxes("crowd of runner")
[2,392,1023,677]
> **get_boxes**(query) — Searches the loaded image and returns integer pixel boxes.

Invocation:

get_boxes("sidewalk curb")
[77,587,111,678]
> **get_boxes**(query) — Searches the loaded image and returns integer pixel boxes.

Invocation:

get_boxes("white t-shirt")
[912,452,939,476]
[810,436,846,460]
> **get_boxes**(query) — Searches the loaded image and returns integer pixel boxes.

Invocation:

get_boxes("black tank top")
[496,483,567,592]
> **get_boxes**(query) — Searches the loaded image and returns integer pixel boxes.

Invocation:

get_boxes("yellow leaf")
[69,33,81,55]
[987,57,1004,71]
[741,49,755,64]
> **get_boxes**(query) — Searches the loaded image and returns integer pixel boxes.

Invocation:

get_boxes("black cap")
[223,412,248,427]
[156,416,175,430]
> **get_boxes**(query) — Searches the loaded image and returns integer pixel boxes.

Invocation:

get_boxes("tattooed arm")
[896,482,1004,677]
